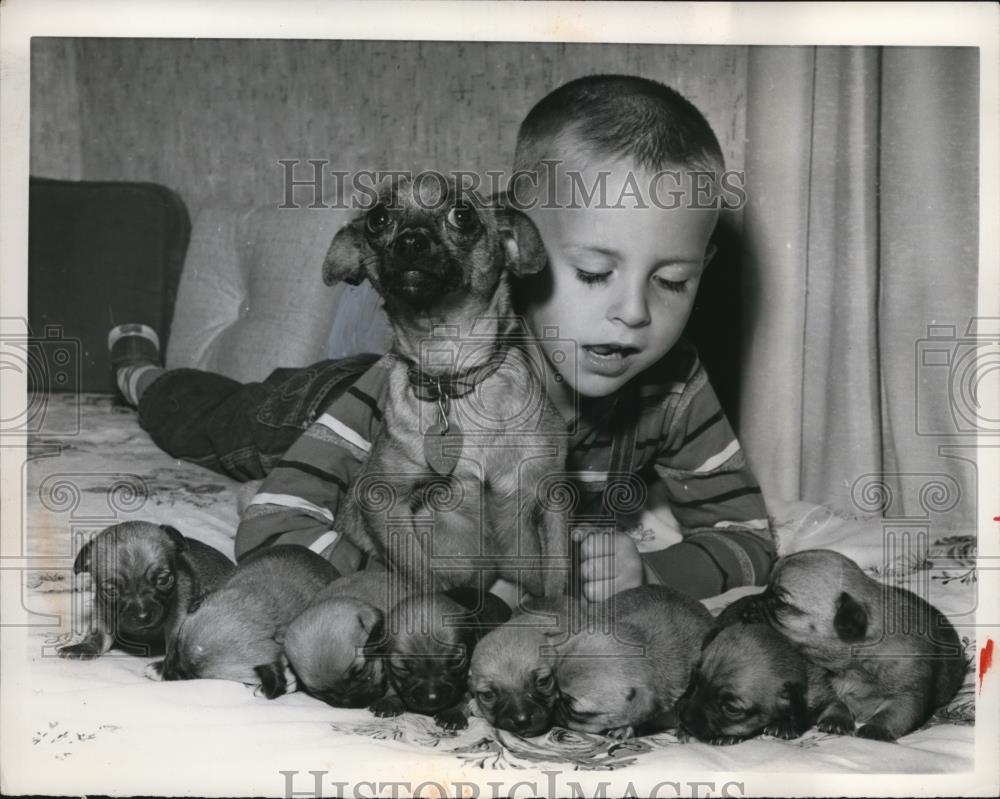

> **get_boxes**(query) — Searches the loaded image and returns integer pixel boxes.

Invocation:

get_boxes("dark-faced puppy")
[468,595,576,737]
[677,623,831,745]
[370,587,512,730]
[760,548,966,741]
[59,521,233,661]
[161,545,336,698]
[322,177,569,601]
[553,585,713,739]
[284,569,398,708]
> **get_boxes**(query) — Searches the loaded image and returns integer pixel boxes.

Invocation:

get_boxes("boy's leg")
[109,324,379,481]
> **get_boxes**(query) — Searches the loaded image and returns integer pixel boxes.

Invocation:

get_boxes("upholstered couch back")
[166,206,390,381]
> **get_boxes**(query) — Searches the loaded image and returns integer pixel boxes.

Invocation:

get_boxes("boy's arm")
[640,361,775,598]
[234,359,389,570]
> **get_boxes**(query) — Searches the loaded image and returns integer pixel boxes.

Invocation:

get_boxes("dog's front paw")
[763,719,802,740]
[710,735,745,746]
[855,723,897,742]
[434,706,468,731]
[605,725,635,741]
[57,641,104,660]
[369,695,405,718]
[816,709,854,736]
[144,660,165,681]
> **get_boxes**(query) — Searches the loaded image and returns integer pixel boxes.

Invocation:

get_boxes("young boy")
[111,75,774,601]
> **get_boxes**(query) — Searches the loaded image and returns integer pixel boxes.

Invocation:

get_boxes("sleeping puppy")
[161,545,336,697]
[284,569,398,708]
[371,587,512,730]
[677,622,834,745]
[58,521,233,661]
[468,595,577,737]
[760,548,967,741]
[553,585,712,739]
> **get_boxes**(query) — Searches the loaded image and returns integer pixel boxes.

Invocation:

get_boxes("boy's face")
[517,152,718,407]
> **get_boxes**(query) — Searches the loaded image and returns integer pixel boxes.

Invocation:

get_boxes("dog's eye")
[535,672,554,691]
[721,699,744,717]
[366,204,392,234]
[101,581,119,597]
[446,203,479,233]
[476,689,496,705]
[155,571,174,589]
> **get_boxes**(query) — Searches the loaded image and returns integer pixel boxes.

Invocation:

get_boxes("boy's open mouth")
[583,344,640,359]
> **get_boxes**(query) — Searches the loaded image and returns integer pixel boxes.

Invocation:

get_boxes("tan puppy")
[677,622,834,745]
[59,521,233,662]
[468,595,577,737]
[322,177,569,600]
[552,585,713,739]
[760,549,966,741]
[161,545,336,697]
[284,569,399,708]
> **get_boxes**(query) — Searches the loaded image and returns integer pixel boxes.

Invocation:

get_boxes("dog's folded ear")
[323,221,368,286]
[496,207,547,276]
[159,524,188,552]
[73,537,96,575]
[833,591,869,642]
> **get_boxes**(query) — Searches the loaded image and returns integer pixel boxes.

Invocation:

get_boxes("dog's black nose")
[394,230,432,258]
[512,711,533,730]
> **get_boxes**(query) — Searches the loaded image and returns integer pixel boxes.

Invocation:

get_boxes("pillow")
[167,206,353,381]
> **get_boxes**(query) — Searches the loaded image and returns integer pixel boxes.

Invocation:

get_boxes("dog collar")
[406,343,510,403]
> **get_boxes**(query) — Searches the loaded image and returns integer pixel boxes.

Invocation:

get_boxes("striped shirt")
[235,339,775,598]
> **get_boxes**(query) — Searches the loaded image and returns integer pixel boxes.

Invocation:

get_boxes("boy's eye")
[574,269,611,286]
[654,276,689,293]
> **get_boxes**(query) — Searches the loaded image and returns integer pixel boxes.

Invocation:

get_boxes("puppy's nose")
[136,610,151,622]
[394,230,432,258]
[512,711,533,730]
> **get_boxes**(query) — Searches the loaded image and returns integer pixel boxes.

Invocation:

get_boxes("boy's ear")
[703,241,718,268]
[496,206,547,276]
[322,220,368,286]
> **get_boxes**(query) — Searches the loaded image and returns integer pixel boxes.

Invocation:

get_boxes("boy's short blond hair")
[514,74,725,176]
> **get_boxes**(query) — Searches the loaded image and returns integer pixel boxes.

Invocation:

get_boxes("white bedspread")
[4,395,979,796]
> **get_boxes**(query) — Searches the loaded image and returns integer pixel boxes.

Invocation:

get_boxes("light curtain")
[740,46,980,533]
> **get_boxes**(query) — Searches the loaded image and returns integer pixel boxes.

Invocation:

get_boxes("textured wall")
[31,39,747,220]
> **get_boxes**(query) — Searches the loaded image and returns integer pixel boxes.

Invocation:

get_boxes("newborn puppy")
[761,548,966,741]
[284,569,398,708]
[371,587,512,730]
[58,521,233,661]
[161,545,336,697]
[677,622,832,745]
[554,585,712,739]
[468,595,577,737]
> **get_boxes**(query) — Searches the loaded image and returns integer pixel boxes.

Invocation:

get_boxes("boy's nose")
[608,289,650,327]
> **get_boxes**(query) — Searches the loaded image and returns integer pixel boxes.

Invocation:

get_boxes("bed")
[8,391,977,796]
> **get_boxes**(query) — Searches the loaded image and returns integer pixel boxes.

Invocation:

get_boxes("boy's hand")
[572,527,644,603]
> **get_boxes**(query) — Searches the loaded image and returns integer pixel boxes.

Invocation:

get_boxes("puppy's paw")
[816,707,854,735]
[57,641,104,660]
[369,695,405,718]
[144,660,165,681]
[675,727,694,744]
[855,723,897,742]
[434,707,468,731]
[605,725,635,741]
[710,735,744,746]
[763,719,802,740]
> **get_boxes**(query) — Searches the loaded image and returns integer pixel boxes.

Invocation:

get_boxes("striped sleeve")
[641,357,775,594]
[234,359,390,564]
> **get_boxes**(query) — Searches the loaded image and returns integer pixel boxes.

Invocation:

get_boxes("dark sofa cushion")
[28,178,190,393]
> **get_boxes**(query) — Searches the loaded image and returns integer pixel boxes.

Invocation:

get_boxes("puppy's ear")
[255,661,287,699]
[73,537,96,575]
[159,524,187,552]
[833,592,868,642]
[497,207,547,276]
[322,221,367,286]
